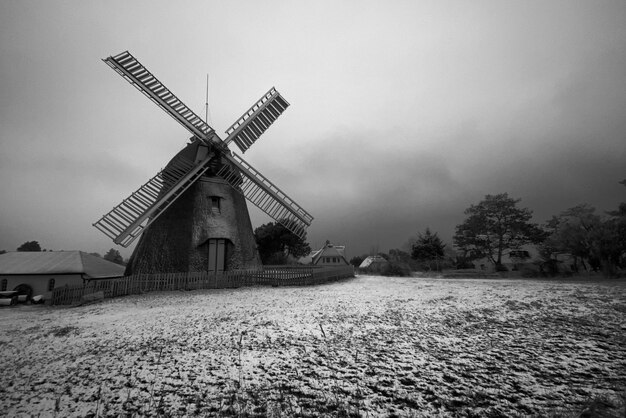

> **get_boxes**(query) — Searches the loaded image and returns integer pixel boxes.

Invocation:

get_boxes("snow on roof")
[0,251,125,279]
[359,255,388,269]
[316,246,343,258]
[311,243,349,265]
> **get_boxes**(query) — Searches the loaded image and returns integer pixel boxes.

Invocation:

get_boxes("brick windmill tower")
[93,51,313,274]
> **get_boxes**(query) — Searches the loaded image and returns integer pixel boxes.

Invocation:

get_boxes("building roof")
[0,251,125,278]
[311,243,349,265]
[359,255,388,269]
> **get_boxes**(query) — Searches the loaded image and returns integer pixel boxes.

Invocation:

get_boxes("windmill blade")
[93,152,215,247]
[217,153,313,239]
[224,87,290,153]
[103,51,216,143]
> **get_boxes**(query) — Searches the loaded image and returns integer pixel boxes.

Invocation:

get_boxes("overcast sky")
[1,1,625,258]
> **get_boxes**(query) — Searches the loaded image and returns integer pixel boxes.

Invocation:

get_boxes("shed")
[0,251,125,301]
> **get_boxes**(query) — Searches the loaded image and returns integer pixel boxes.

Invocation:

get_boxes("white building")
[0,251,125,301]
[310,242,350,266]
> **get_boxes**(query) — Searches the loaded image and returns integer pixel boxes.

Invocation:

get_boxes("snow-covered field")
[1,275,625,417]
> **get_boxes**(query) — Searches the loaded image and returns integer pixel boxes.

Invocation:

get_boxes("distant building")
[309,241,350,266]
[359,255,388,269]
[0,251,125,300]
[473,248,535,272]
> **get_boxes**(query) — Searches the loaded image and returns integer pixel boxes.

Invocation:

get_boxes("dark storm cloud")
[477,43,626,222]
[263,130,476,254]
[273,38,626,256]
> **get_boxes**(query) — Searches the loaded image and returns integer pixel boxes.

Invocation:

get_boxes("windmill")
[93,51,313,274]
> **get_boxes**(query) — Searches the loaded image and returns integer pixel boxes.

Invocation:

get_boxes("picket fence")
[51,265,355,305]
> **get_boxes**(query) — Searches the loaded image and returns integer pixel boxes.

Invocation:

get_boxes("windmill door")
[207,239,227,272]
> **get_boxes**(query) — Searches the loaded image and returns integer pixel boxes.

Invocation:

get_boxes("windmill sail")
[224,87,290,153]
[103,51,215,142]
[93,153,214,247]
[217,153,313,239]
[96,51,313,250]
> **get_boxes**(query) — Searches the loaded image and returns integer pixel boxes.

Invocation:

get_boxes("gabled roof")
[311,243,349,265]
[359,255,388,269]
[0,251,125,279]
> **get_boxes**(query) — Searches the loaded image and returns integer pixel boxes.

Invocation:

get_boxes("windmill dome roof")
[168,140,201,165]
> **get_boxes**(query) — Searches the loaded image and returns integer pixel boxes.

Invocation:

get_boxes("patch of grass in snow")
[49,325,79,337]
[548,390,626,418]
[613,304,626,313]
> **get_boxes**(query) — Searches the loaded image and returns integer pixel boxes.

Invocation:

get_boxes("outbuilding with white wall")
[0,251,125,302]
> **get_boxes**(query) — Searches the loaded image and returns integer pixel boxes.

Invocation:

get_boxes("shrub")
[455,258,475,269]
[520,264,542,278]
[381,261,412,277]
[495,263,509,272]
[358,260,411,277]
[349,256,364,268]
[263,252,301,265]
[264,252,288,265]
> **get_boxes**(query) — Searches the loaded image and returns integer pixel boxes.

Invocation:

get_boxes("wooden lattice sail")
[93,51,313,274]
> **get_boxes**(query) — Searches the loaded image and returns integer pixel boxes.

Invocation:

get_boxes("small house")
[310,242,350,266]
[0,251,125,301]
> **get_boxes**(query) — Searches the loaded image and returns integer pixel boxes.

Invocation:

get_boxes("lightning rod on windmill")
[205,73,210,124]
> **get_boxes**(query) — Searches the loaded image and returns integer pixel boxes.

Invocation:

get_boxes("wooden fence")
[51,265,354,305]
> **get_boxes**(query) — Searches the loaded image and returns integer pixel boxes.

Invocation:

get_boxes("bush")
[349,256,364,268]
[358,260,411,277]
[381,261,412,277]
[520,264,542,278]
[495,263,509,272]
[455,258,475,269]
[263,252,301,265]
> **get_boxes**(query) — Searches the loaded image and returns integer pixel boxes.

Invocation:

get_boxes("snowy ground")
[1,275,625,417]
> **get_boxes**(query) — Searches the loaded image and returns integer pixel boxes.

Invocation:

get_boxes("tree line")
[5,180,623,276]
[352,180,626,277]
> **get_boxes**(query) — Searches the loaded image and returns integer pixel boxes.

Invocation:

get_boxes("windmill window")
[1,279,6,291]
[210,196,221,214]
[48,278,55,291]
